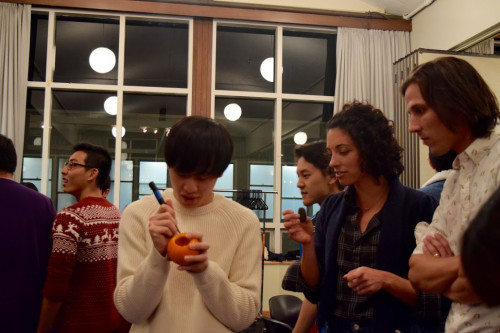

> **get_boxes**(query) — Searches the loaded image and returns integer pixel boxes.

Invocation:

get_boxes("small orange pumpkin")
[167,233,200,266]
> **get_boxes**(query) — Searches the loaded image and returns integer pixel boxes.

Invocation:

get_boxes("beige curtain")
[464,38,494,55]
[334,27,410,120]
[0,3,31,181]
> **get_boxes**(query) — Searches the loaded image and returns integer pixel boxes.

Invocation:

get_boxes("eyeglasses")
[64,160,94,170]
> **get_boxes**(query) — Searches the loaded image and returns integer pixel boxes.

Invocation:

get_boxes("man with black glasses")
[38,142,125,333]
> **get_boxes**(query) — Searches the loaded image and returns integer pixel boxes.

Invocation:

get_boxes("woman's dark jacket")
[302,177,440,332]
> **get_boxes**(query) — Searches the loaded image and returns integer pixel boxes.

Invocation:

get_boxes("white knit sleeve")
[191,208,262,331]
[113,199,171,323]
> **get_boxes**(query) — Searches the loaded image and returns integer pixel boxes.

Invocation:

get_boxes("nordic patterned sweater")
[42,196,122,332]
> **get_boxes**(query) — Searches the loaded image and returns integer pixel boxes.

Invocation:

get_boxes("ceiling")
[359,0,433,18]
[147,0,433,19]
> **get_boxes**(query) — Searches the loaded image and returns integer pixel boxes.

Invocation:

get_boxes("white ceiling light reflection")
[224,103,242,121]
[89,47,116,74]
[121,141,128,160]
[104,96,117,115]
[111,125,126,138]
[260,57,274,82]
[294,131,307,145]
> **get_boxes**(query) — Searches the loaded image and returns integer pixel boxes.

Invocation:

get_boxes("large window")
[24,10,336,254]
[213,23,336,253]
[24,10,191,209]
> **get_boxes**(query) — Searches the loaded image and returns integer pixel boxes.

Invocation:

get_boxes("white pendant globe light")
[104,96,118,115]
[260,57,274,82]
[224,103,242,121]
[294,131,307,145]
[89,47,116,74]
[112,125,126,138]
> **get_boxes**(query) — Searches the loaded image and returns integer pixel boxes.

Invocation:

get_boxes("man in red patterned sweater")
[38,143,123,333]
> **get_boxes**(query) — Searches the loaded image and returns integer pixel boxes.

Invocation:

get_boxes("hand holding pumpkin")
[167,233,202,266]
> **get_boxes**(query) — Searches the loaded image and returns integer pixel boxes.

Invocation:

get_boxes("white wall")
[411,0,500,51]
[263,262,304,311]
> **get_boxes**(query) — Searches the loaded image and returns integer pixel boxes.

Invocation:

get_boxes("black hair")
[0,134,17,174]
[327,101,404,181]
[100,176,111,193]
[294,140,331,176]
[73,142,112,190]
[428,150,457,172]
[21,182,39,192]
[164,116,233,177]
[461,186,500,307]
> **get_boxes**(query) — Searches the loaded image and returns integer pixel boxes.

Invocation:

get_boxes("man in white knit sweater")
[114,116,262,332]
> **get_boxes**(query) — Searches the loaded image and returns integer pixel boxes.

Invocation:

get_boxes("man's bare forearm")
[409,254,459,293]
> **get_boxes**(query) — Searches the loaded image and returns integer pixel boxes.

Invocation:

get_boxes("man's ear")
[88,168,99,182]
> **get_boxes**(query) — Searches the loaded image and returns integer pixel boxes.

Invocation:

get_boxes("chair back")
[261,316,293,333]
[268,295,302,328]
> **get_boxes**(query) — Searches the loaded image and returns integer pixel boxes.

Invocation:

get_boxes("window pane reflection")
[50,90,117,208]
[282,230,300,254]
[54,16,119,84]
[216,26,275,92]
[122,93,186,205]
[23,89,49,194]
[282,101,332,166]
[283,30,336,95]
[109,160,134,211]
[22,157,52,194]
[125,19,188,87]
[281,101,332,224]
[214,164,234,198]
[215,97,275,220]
[23,89,45,161]
[215,97,275,163]
[28,13,48,82]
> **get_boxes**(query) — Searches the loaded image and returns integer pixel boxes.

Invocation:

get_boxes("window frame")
[212,20,336,253]
[25,8,193,209]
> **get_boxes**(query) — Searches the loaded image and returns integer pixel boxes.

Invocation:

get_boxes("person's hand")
[149,199,179,256]
[422,233,454,258]
[282,209,314,244]
[343,266,387,295]
[443,257,483,305]
[175,232,210,273]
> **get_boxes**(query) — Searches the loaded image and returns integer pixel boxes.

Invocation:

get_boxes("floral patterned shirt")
[414,126,500,332]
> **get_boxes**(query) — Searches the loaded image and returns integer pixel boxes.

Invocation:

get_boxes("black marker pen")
[149,181,166,204]
[149,181,181,234]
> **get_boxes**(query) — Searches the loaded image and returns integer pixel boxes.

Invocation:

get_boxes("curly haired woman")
[284,101,442,332]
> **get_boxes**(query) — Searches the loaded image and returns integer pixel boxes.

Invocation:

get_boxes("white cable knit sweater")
[114,189,262,332]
